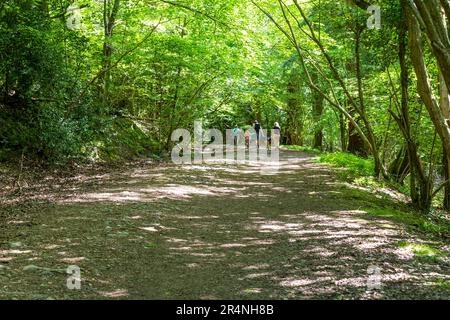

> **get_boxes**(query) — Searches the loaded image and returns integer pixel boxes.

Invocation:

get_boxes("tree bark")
[285,78,303,146]
[101,0,121,102]
[408,0,450,94]
[311,73,324,150]
[339,112,348,152]
[440,72,450,209]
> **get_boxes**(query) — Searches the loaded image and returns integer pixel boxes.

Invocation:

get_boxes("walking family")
[233,120,281,150]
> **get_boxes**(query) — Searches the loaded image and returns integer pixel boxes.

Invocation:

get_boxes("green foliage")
[282,145,322,155]
[319,153,375,178]
[98,117,156,161]
[284,144,376,180]
[435,279,450,290]
[368,207,450,237]
[397,241,444,257]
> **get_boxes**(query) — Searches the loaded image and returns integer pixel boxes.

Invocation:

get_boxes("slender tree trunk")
[285,76,303,146]
[440,71,450,210]
[345,58,366,156]
[437,6,450,211]
[354,27,383,174]
[395,2,433,210]
[101,0,121,103]
[339,112,347,152]
[256,0,386,177]
[409,0,450,94]
[388,146,409,184]
[405,1,450,155]
[311,73,324,150]
[403,0,450,211]
[165,18,188,150]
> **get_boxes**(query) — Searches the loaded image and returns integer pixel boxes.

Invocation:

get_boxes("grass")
[319,153,374,178]
[339,186,450,237]
[398,240,450,266]
[436,279,450,290]
[282,145,322,155]
[397,241,444,256]
[367,207,450,237]
[396,240,450,265]
[282,145,374,179]
[284,146,409,193]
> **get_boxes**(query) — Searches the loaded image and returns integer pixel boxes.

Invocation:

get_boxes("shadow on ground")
[0,150,449,299]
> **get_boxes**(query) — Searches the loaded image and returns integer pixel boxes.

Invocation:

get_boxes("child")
[245,129,251,148]
[233,125,240,146]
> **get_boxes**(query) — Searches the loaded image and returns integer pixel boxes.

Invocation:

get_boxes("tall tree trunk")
[285,76,303,146]
[392,4,433,211]
[296,0,386,176]
[166,18,187,150]
[404,1,450,155]
[408,0,450,94]
[339,112,348,151]
[101,0,121,103]
[437,4,450,211]
[311,73,324,150]
[440,72,450,210]
[345,58,366,156]
[401,0,450,211]
[354,26,383,172]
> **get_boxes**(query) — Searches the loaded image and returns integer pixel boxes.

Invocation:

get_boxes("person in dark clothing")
[254,120,261,147]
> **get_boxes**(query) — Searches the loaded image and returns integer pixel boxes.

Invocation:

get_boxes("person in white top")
[272,122,281,149]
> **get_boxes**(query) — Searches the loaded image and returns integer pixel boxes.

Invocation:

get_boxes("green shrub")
[97,117,156,161]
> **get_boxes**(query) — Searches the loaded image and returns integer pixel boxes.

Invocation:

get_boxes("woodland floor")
[0,149,449,300]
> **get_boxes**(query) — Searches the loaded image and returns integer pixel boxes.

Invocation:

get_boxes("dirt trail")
[0,150,449,299]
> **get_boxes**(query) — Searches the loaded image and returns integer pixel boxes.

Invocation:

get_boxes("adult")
[254,120,261,147]
[272,122,281,149]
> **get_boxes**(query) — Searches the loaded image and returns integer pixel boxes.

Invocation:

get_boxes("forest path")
[0,150,449,299]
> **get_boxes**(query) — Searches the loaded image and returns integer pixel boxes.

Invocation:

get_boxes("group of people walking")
[232,120,281,149]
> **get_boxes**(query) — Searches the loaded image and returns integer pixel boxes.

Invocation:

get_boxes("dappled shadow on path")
[0,150,448,299]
